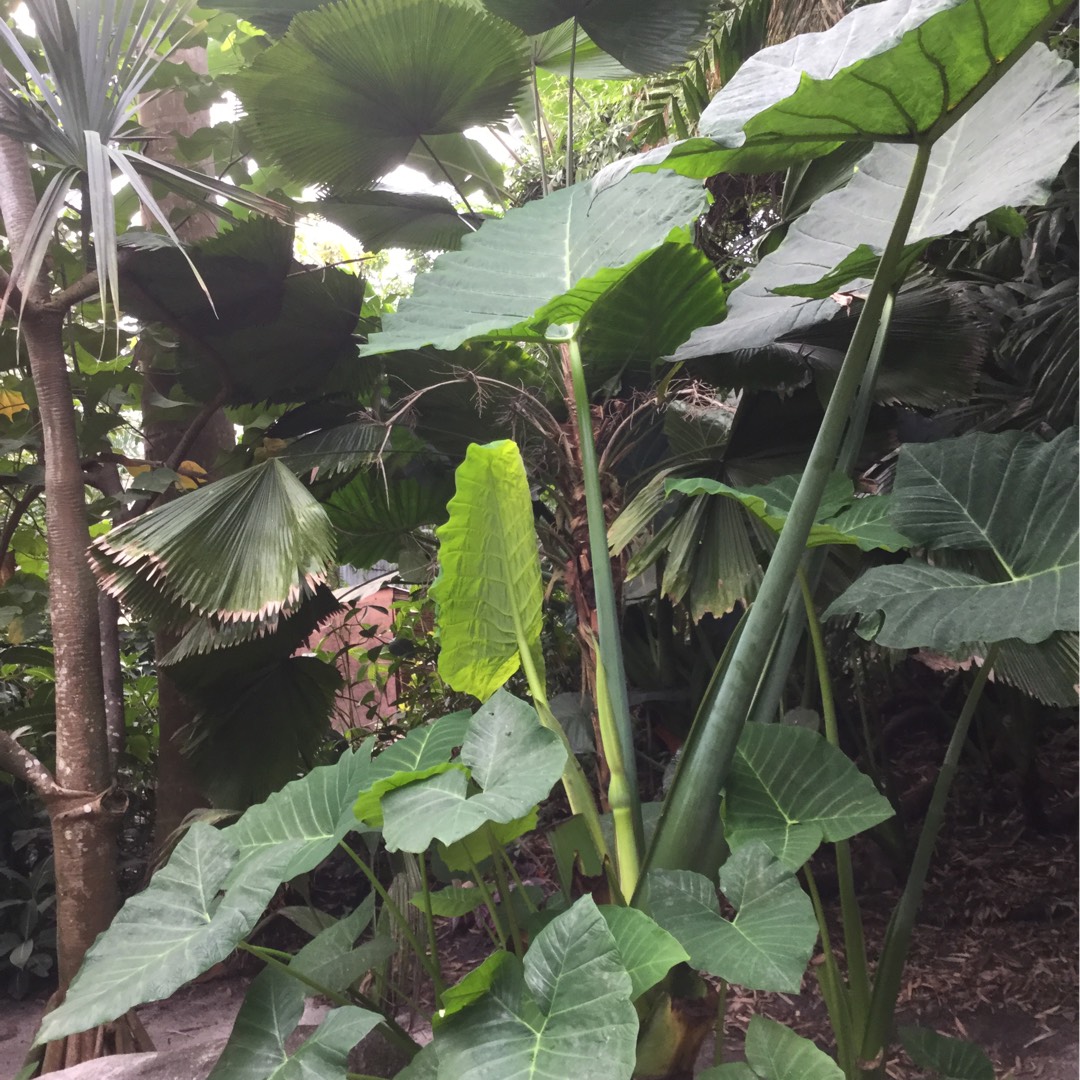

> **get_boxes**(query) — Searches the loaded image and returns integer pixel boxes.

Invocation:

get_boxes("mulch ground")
[430,718,1078,1078]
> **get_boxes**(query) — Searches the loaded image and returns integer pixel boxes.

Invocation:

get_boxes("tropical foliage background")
[0,0,1076,1077]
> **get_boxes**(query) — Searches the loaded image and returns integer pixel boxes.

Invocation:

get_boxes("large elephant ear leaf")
[698,1016,844,1080]
[35,745,384,1044]
[90,459,336,626]
[377,691,566,852]
[433,895,638,1078]
[234,0,529,190]
[485,0,715,74]
[726,724,894,868]
[360,171,708,355]
[430,441,545,701]
[645,843,818,992]
[675,45,1079,358]
[634,0,1071,179]
[826,429,1080,650]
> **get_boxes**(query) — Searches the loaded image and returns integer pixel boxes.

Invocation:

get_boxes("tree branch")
[163,386,228,472]
[0,484,42,566]
[0,728,61,802]
[44,270,108,313]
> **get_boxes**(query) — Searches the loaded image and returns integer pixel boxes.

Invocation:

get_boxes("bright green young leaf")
[434,896,638,1079]
[353,711,472,826]
[826,429,1079,650]
[743,1016,844,1080]
[410,885,487,918]
[379,692,565,852]
[726,724,894,868]
[667,474,910,552]
[899,1025,995,1080]
[674,45,1078,357]
[430,441,545,700]
[599,906,689,1000]
[484,0,714,74]
[303,189,482,253]
[207,967,305,1080]
[89,459,336,626]
[437,951,514,1022]
[235,0,529,190]
[360,171,707,355]
[632,0,1071,179]
[646,844,818,992]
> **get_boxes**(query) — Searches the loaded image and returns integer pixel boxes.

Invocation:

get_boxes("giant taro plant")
[35,1,1079,1078]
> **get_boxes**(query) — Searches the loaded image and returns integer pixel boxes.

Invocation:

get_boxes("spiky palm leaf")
[0,0,288,316]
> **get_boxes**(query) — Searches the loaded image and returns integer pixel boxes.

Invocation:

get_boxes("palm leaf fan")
[482,0,715,74]
[161,583,344,666]
[326,466,454,569]
[234,0,530,192]
[301,188,484,253]
[90,459,336,626]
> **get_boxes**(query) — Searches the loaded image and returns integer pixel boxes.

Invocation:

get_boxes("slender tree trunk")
[2,105,150,1074]
[22,311,120,982]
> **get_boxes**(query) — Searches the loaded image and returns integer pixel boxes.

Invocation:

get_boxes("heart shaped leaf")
[646,843,818,992]
[433,896,638,1079]
[726,724,894,868]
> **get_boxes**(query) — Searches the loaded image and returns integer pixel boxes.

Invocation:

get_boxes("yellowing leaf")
[125,462,152,477]
[0,389,29,419]
[176,461,208,491]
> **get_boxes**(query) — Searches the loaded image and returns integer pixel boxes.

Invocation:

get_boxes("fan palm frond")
[90,458,336,626]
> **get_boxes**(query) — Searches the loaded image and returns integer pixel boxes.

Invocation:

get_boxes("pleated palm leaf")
[89,458,336,627]
[483,0,716,74]
[0,0,288,317]
[234,0,530,193]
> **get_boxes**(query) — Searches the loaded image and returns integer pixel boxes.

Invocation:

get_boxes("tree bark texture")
[2,95,148,1075]
[22,310,122,984]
